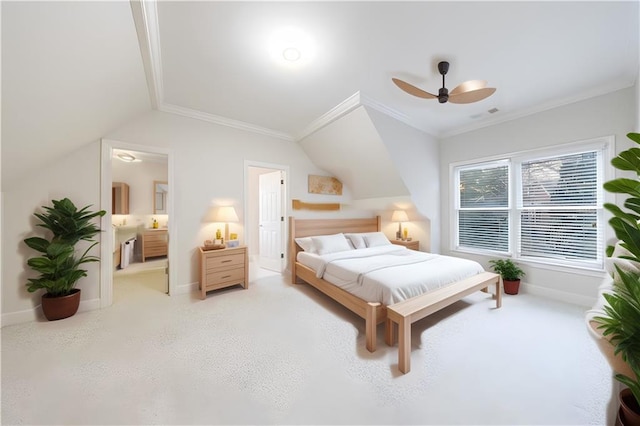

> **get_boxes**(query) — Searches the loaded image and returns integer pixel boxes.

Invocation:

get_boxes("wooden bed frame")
[289,216,501,373]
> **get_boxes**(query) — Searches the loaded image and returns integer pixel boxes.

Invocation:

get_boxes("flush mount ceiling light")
[282,47,301,62]
[116,152,141,163]
[269,26,315,67]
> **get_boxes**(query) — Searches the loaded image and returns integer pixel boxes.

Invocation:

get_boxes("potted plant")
[596,266,640,425]
[592,132,640,424]
[489,258,525,295]
[23,198,106,321]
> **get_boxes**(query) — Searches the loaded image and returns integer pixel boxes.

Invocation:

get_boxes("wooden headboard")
[288,216,381,284]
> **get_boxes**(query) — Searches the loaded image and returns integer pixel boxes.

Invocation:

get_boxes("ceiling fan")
[392,61,496,104]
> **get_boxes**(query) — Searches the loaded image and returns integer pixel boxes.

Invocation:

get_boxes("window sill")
[451,248,607,278]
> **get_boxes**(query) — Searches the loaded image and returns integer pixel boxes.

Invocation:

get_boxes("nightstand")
[391,239,419,251]
[199,245,248,299]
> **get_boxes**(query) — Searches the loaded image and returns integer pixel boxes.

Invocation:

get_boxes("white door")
[259,170,283,272]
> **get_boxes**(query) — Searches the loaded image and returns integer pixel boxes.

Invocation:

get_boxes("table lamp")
[391,210,409,240]
[215,206,239,242]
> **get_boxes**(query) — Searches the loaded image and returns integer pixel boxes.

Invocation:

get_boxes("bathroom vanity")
[142,228,168,262]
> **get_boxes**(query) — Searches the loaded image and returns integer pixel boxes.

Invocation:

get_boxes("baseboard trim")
[521,282,595,307]
[2,297,101,328]
[176,282,198,295]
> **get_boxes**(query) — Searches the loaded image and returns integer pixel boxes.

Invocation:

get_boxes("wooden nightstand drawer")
[206,267,244,288]
[205,253,244,270]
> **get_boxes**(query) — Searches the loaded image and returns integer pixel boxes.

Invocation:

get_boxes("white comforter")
[298,245,485,305]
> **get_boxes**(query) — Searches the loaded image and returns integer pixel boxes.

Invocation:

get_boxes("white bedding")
[297,245,485,305]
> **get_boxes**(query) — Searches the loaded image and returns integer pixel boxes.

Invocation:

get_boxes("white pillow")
[345,233,366,249]
[295,237,315,253]
[311,233,352,255]
[363,232,391,247]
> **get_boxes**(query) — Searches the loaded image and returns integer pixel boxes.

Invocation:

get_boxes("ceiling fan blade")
[449,87,496,104]
[450,80,487,96]
[392,78,437,99]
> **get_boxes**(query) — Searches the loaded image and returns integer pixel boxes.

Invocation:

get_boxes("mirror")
[154,181,168,214]
[112,182,129,214]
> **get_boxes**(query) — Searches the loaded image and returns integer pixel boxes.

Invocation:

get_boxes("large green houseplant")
[489,258,525,295]
[24,198,106,320]
[593,132,640,424]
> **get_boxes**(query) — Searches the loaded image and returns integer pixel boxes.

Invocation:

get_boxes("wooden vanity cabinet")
[142,229,168,261]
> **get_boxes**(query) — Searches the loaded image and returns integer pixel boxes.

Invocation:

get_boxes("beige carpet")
[2,268,614,425]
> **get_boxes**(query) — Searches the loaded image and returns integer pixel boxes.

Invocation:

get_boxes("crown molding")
[296,91,435,141]
[439,80,635,139]
[160,103,294,141]
[295,92,362,141]
[131,0,163,108]
[359,93,436,137]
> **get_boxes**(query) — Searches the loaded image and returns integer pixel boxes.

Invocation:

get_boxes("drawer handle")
[221,275,231,279]
[221,260,232,263]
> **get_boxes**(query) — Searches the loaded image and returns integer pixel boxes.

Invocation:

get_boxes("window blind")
[519,151,600,262]
[457,163,509,252]
[453,141,607,270]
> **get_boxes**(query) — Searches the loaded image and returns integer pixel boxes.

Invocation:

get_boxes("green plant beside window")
[489,258,525,281]
[24,198,106,297]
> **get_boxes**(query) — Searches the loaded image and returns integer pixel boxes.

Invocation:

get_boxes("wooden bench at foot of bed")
[386,271,502,374]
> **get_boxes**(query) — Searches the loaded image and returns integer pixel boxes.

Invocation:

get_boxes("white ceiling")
[2,1,639,190]
[151,1,639,140]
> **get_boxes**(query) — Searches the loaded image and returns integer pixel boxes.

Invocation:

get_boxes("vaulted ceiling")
[150,1,639,139]
[2,1,639,190]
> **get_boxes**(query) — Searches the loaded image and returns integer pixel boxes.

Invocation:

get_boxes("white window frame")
[451,136,614,272]
[454,159,512,256]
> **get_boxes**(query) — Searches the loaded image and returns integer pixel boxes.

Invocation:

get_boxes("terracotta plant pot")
[41,288,81,321]
[503,279,520,295]
[620,388,640,426]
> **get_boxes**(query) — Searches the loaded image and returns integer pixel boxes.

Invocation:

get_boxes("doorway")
[245,161,288,275]
[100,139,175,308]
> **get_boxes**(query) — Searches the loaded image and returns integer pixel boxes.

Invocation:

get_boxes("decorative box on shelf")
[226,239,239,248]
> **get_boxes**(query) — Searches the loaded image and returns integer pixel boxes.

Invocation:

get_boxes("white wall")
[299,106,409,200]
[106,110,355,290]
[2,142,102,324]
[365,106,441,252]
[439,87,637,306]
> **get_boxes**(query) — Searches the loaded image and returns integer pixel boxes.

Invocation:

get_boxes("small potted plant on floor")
[489,258,525,295]
[23,198,106,320]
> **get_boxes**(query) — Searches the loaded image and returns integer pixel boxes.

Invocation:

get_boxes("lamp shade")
[391,210,409,222]
[215,206,238,223]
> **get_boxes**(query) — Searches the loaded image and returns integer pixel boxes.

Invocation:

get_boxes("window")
[453,139,609,270]
[519,151,600,263]
[457,161,510,252]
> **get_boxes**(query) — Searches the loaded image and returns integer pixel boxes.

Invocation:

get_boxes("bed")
[289,216,502,373]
